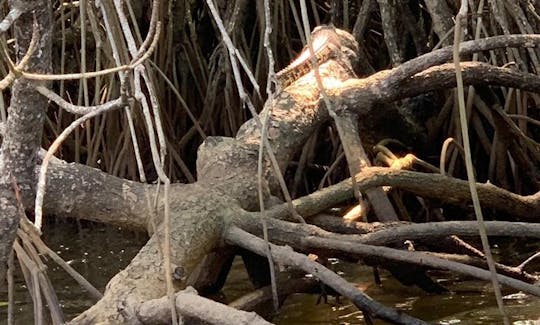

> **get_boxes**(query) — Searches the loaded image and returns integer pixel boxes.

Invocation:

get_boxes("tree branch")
[225,226,427,325]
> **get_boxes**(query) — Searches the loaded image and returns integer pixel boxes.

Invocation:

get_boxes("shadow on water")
[1,220,540,324]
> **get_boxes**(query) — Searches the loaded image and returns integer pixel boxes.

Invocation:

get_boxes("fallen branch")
[303,236,540,296]
[225,226,427,325]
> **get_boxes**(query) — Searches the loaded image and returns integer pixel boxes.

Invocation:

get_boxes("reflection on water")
[1,221,540,324]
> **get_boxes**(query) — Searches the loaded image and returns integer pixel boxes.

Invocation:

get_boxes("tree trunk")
[0,0,51,285]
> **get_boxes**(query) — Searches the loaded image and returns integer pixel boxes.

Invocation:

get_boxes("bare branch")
[225,226,427,325]
[0,7,24,33]
[34,97,130,230]
[19,23,161,82]
[303,236,540,296]
[360,221,540,246]
[35,86,127,115]
[262,167,539,221]
[382,34,540,87]
[135,288,273,325]
[396,62,540,100]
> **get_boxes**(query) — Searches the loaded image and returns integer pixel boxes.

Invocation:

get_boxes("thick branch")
[350,167,540,219]
[43,156,153,230]
[395,62,540,101]
[135,288,272,325]
[335,61,540,110]
[264,167,539,221]
[383,34,540,85]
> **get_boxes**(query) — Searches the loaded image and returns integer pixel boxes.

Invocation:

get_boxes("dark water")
[1,222,540,324]
[0,221,148,324]
[226,260,540,324]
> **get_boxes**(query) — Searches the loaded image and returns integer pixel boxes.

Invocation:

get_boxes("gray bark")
[0,0,51,286]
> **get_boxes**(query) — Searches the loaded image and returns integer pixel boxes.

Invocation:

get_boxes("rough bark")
[0,0,51,286]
